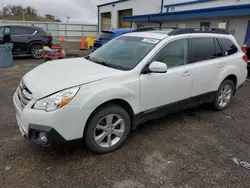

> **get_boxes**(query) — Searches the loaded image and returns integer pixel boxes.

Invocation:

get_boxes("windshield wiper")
[86,57,128,70]
[91,59,110,67]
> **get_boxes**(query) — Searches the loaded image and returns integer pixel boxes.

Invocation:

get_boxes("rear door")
[189,37,223,101]
[10,26,36,53]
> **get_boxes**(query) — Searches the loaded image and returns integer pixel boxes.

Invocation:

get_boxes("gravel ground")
[1,58,250,188]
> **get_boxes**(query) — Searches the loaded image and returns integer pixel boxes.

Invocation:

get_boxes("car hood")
[22,58,122,99]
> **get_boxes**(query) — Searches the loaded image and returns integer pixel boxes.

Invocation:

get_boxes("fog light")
[38,132,48,144]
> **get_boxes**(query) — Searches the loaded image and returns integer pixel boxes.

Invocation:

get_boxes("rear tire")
[85,104,131,154]
[30,44,42,59]
[214,79,235,111]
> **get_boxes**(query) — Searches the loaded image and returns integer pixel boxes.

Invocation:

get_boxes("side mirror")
[149,61,168,73]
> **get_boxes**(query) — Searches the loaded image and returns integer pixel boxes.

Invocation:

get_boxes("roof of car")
[0,25,42,29]
[124,28,231,39]
[102,28,135,34]
[124,29,172,40]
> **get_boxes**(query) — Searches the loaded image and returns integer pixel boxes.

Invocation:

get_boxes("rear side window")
[11,26,36,35]
[97,32,114,40]
[190,38,216,63]
[217,38,238,56]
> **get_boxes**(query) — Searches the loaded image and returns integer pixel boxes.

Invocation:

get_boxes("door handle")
[218,63,225,68]
[182,70,191,77]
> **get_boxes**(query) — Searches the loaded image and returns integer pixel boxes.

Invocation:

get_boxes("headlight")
[33,86,79,112]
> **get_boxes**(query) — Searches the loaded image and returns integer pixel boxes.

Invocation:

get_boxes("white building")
[97,0,250,45]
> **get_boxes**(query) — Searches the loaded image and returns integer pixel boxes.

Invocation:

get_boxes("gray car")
[0,25,52,59]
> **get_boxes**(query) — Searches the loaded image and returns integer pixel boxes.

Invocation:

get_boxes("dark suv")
[0,25,52,59]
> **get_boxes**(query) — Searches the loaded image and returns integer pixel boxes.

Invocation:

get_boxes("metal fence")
[0,20,98,41]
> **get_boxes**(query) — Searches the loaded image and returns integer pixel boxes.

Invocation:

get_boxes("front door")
[139,38,193,120]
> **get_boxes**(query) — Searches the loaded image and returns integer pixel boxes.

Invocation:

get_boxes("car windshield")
[89,36,159,70]
[97,32,114,40]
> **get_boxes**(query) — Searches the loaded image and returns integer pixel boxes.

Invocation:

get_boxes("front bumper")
[13,90,86,146]
[29,124,66,146]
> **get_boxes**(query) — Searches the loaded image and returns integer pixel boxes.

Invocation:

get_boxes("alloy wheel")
[32,46,42,58]
[218,84,233,107]
[94,114,125,148]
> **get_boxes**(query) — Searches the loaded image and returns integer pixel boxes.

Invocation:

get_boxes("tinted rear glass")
[97,32,114,40]
[190,38,216,62]
[218,38,238,56]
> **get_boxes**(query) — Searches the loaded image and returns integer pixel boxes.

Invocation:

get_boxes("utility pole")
[23,12,25,21]
[67,16,70,23]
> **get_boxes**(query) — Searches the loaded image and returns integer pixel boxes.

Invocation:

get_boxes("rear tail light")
[243,54,248,63]
[242,45,247,53]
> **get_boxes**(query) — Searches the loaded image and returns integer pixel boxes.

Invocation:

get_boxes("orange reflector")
[60,97,72,107]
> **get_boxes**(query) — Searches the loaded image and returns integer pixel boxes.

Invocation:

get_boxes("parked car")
[13,28,247,153]
[93,28,135,51]
[242,41,250,70]
[0,25,52,59]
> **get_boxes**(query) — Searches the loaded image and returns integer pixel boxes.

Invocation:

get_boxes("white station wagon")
[13,28,247,153]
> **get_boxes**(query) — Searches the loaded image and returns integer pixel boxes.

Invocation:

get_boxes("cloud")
[1,0,101,23]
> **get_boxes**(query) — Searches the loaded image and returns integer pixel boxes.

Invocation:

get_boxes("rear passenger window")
[215,39,223,57]
[11,26,36,35]
[190,38,216,62]
[218,38,238,56]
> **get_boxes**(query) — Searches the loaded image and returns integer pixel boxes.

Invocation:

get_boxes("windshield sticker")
[142,38,159,44]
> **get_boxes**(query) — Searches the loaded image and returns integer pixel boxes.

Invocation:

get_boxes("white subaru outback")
[13,28,247,153]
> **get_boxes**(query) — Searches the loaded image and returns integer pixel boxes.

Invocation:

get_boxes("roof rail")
[168,28,230,35]
[132,27,178,32]
[132,27,156,32]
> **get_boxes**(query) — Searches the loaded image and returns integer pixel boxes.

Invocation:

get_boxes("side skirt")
[132,91,216,130]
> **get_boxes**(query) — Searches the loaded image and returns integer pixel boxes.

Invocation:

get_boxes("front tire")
[85,104,131,154]
[30,44,42,59]
[214,79,235,111]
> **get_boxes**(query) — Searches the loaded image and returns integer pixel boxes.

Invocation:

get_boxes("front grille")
[17,82,32,110]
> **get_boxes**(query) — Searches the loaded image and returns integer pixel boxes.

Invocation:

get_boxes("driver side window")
[152,39,188,68]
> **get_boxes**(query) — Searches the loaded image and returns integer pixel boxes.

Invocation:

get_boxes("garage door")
[101,12,111,30]
[118,9,132,28]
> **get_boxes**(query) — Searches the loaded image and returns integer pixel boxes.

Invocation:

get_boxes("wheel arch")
[220,74,237,94]
[84,99,136,135]
[28,41,43,52]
